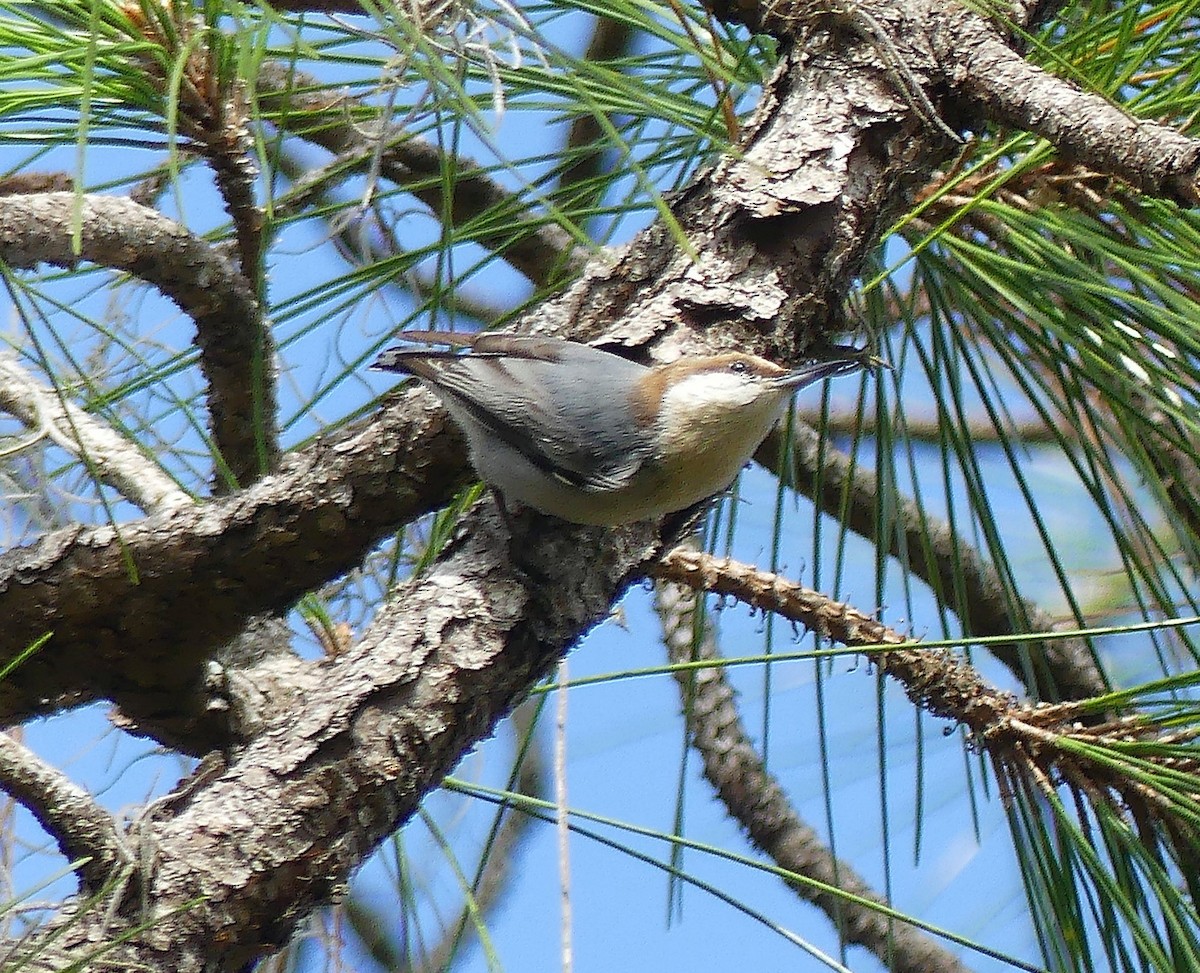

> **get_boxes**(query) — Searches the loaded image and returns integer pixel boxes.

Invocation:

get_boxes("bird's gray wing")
[374,337,654,492]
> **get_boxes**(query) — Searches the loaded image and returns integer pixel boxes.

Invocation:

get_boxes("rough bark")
[0,192,272,488]
[0,387,472,749]
[3,0,1198,965]
[3,509,655,971]
[1,28,948,965]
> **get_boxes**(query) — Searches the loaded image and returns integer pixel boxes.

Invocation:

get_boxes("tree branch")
[558,14,635,200]
[0,387,472,747]
[794,404,1061,445]
[650,547,1019,730]
[0,350,190,514]
[654,546,1200,882]
[933,14,1200,205]
[0,192,269,490]
[0,25,966,965]
[1,27,947,740]
[0,732,131,896]
[758,422,1107,700]
[1,506,657,971]
[709,0,1200,204]
[256,66,587,288]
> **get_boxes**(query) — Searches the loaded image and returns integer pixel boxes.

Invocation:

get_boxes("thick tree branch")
[530,49,945,362]
[0,20,970,965]
[2,507,656,972]
[0,388,472,746]
[0,348,283,718]
[710,0,1200,205]
[4,0,1190,964]
[934,16,1200,206]
[0,350,301,744]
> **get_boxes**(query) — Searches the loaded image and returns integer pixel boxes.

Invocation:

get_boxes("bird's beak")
[774,350,877,389]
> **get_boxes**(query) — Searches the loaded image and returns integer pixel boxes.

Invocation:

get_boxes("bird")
[373,331,869,526]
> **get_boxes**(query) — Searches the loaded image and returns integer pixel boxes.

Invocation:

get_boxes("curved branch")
[0,192,269,489]
[256,66,587,288]
[0,732,131,896]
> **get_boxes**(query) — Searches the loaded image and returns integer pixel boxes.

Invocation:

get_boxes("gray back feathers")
[374,335,656,492]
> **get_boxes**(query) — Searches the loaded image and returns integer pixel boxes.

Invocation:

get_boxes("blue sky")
[0,4,1166,970]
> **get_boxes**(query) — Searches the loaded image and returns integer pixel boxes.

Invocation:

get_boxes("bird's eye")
[729,360,748,374]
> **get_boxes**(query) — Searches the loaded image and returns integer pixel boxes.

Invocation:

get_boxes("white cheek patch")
[656,375,789,459]
[665,373,761,412]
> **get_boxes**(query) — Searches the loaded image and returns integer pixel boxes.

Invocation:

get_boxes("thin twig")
[797,405,1061,445]
[655,571,972,973]
[758,421,1107,701]
[558,14,635,198]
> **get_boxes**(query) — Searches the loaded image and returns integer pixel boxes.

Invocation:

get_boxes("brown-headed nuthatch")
[373,332,868,526]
